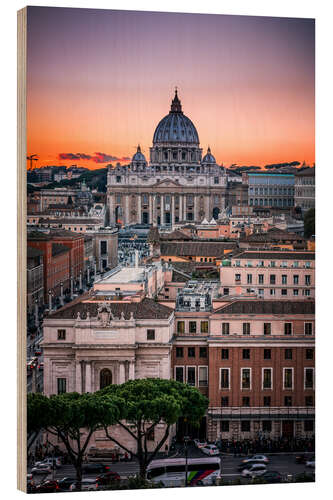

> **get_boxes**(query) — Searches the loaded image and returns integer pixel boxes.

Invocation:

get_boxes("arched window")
[100,368,112,389]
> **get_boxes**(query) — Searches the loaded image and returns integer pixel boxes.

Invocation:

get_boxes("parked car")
[306,459,315,468]
[201,444,220,456]
[82,462,110,473]
[261,471,284,483]
[35,457,62,468]
[58,477,77,491]
[241,463,267,478]
[69,478,99,491]
[194,439,207,449]
[242,455,269,465]
[27,474,35,493]
[96,471,121,486]
[34,480,59,493]
[31,464,52,474]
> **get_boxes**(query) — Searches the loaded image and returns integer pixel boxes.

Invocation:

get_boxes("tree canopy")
[304,207,315,238]
[98,378,209,477]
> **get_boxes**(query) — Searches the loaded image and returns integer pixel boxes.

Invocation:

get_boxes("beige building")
[107,90,228,227]
[294,167,315,213]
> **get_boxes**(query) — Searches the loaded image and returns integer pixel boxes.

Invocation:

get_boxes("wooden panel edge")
[17,6,27,494]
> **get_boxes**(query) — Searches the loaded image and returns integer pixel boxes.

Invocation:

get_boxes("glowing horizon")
[27,7,315,170]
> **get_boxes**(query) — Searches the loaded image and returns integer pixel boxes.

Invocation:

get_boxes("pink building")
[220,250,315,300]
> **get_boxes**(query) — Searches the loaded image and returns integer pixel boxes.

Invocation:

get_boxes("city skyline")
[27,7,315,169]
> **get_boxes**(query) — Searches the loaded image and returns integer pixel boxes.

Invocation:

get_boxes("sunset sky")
[27,7,315,169]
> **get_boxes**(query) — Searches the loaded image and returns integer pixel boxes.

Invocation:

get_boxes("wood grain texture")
[17,6,27,493]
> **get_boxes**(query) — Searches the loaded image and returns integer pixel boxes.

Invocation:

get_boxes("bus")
[146,457,221,487]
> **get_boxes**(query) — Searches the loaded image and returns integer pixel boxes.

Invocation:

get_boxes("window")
[221,396,229,407]
[199,347,207,358]
[220,368,230,389]
[186,367,196,386]
[270,275,276,285]
[189,321,197,333]
[198,366,208,387]
[220,421,229,432]
[223,288,229,295]
[247,274,252,284]
[201,321,208,333]
[241,421,251,432]
[270,261,276,268]
[264,349,271,359]
[284,396,292,407]
[262,421,272,432]
[188,347,195,358]
[235,274,241,282]
[304,420,314,432]
[305,368,314,389]
[285,348,292,360]
[176,347,183,358]
[214,177,219,184]
[147,329,155,340]
[305,262,311,269]
[242,349,250,359]
[293,261,299,268]
[293,289,299,296]
[284,368,293,389]
[100,240,107,254]
[57,378,66,394]
[264,323,271,336]
[243,323,250,335]
[222,323,230,335]
[242,397,250,407]
[282,275,287,285]
[175,366,184,383]
[303,289,311,296]
[284,323,292,335]
[57,329,66,340]
[263,396,271,407]
[258,289,264,297]
[305,396,314,406]
[263,368,272,389]
[258,274,264,284]
[116,176,121,183]
[306,349,314,360]
[241,368,251,389]
[270,289,276,296]
[177,321,185,334]
[293,275,299,285]
[281,289,287,296]
[100,368,112,389]
[221,349,229,360]
[305,323,313,335]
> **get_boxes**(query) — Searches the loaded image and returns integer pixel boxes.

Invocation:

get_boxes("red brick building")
[172,298,315,442]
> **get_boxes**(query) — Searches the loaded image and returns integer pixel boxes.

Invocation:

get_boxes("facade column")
[119,362,126,384]
[153,195,157,226]
[129,361,135,380]
[193,195,198,222]
[109,194,115,224]
[171,194,175,227]
[125,195,130,225]
[137,195,142,224]
[183,195,187,221]
[161,195,164,225]
[85,362,92,392]
[179,194,183,221]
[76,362,82,393]
[149,194,153,224]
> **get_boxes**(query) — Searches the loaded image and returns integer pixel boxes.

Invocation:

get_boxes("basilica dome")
[131,145,146,163]
[202,147,216,164]
[152,90,199,145]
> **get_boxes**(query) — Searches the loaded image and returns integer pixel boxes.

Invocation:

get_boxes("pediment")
[154,178,180,187]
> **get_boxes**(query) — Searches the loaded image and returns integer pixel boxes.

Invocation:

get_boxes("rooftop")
[96,266,147,285]
[214,299,315,315]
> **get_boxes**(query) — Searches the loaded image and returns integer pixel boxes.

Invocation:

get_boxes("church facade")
[107,90,228,226]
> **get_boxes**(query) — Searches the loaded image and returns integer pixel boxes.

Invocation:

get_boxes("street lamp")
[184,435,190,487]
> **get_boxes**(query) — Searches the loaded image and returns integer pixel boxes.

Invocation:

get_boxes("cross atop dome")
[170,87,182,113]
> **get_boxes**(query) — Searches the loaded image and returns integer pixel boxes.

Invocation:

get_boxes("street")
[28,447,315,486]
